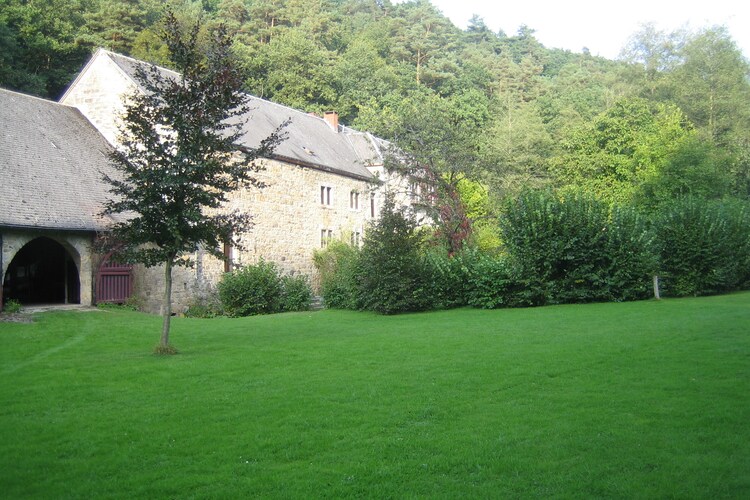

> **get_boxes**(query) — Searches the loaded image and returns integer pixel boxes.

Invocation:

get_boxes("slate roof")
[104,50,383,181]
[0,88,117,231]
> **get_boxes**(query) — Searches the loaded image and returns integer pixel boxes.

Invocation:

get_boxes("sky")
[419,0,750,60]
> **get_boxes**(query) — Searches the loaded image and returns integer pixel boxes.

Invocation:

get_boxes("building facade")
[1,49,410,313]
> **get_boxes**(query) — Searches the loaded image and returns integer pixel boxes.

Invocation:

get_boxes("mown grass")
[1,293,748,498]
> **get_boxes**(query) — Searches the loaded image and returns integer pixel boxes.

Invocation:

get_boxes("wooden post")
[653,275,661,300]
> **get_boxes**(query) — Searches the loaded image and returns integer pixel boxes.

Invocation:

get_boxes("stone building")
[0,88,117,310]
[1,49,409,313]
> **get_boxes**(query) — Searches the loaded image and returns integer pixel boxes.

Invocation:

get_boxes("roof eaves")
[0,223,100,233]
[260,151,374,182]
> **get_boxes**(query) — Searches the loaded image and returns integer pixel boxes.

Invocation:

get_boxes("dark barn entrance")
[2,237,80,305]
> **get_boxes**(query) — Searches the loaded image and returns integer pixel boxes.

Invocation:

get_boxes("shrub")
[426,248,481,309]
[3,299,22,314]
[313,240,360,310]
[465,254,526,309]
[500,189,656,305]
[185,294,223,318]
[602,205,657,301]
[356,195,431,314]
[280,274,312,312]
[653,197,750,296]
[218,260,283,317]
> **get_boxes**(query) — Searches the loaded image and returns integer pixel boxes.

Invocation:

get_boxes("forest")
[2,0,750,249]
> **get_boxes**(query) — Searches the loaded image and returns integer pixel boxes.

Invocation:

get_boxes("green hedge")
[314,190,750,314]
[654,197,750,296]
[500,190,656,305]
[218,260,312,317]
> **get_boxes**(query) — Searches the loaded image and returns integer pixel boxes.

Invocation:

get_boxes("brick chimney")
[324,111,339,132]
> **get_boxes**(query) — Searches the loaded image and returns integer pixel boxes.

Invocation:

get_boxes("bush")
[602,205,657,301]
[3,299,22,314]
[425,250,473,309]
[356,195,431,314]
[218,260,283,317]
[185,294,223,318]
[218,260,314,317]
[465,254,527,309]
[313,240,360,310]
[280,274,312,312]
[653,197,750,296]
[500,189,656,305]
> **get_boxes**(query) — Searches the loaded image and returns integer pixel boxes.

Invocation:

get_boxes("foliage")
[384,92,488,254]
[424,249,474,309]
[280,274,312,312]
[217,260,312,317]
[669,27,750,147]
[218,260,283,317]
[550,98,699,205]
[184,294,223,318]
[100,10,286,347]
[454,177,502,253]
[427,249,527,310]
[500,189,656,305]
[653,197,750,296]
[464,254,526,309]
[2,299,22,314]
[0,0,93,97]
[356,195,431,314]
[3,0,749,213]
[96,295,142,312]
[313,240,360,310]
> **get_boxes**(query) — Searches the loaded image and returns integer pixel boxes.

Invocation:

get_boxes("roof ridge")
[100,49,356,131]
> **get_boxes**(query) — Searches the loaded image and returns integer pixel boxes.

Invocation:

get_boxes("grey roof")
[0,89,117,231]
[105,50,383,180]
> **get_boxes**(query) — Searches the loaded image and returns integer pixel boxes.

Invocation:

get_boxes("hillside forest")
[2,0,750,252]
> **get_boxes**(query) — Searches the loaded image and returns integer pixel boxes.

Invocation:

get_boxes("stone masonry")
[58,48,412,314]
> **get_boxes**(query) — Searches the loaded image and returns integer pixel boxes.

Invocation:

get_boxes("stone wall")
[131,158,385,314]
[58,49,417,315]
[230,158,378,276]
[60,51,133,145]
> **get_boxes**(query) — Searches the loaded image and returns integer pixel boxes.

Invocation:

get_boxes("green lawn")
[1,294,748,498]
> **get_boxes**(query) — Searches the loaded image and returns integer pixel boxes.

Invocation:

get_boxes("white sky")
[419,0,750,60]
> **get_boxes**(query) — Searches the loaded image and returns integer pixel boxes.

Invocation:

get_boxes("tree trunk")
[161,259,173,347]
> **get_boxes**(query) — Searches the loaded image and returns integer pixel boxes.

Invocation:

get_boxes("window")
[370,195,376,218]
[320,228,333,248]
[350,231,361,247]
[350,191,359,210]
[320,185,332,206]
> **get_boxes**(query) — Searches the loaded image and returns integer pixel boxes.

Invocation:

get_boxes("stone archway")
[2,237,81,305]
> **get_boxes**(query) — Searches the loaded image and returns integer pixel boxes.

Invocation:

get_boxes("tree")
[549,97,700,205]
[620,22,684,98]
[356,194,430,314]
[0,0,92,97]
[384,92,489,254]
[101,10,286,352]
[668,27,750,147]
[81,0,154,54]
[390,0,458,86]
